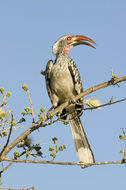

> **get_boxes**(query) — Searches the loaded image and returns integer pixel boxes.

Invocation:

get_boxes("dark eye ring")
[67,36,72,41]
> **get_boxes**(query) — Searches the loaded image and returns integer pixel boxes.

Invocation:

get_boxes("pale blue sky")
[0,0,126,189]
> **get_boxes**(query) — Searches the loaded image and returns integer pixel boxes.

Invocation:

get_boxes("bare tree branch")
[27,90,35,123]
[0,186,34,190]
[49,76,126,117]
[84,98,126,111]
[2,157,124,168]
[0,162,13,185]
[0,76,126,159]
[0,112,13,158]
[0,162,13,175]
[55,97,126,120]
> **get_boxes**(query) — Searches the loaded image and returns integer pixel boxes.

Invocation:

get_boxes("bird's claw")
[47,111,53,119]
[47,106,55,119]
[69,97,76,104]
[57,111,62,119]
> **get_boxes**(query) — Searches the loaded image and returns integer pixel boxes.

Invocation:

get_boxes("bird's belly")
[51,72,74,103]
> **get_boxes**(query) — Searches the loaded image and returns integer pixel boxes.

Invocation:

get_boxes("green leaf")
[122,156,126,163]
[49,146,55,151]
[21,107,32,116]
[0,109,6,119]
[37,151,42,157]
[22,83,28,91]
[112,74,118,80]
[50,152,56,159]
[11,121,16,126]
[24,107,31,113]
[119,135,126,140]
[6,91,12,98]
[3,101,7,105]
[52,137,58,145]
[26,150,31,159]
[14,151,20,159]
[0,88,4,95]
[38,113,44,121]
[2,131,7,137]
[58,145,66,151]
[40,107,45,113]
[32,186,35,190]
[120,149,124,154]
[84,98,101,109]
[21,111,27,116]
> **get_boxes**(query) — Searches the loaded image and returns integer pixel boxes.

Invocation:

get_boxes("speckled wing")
[45,60,54,104]
[68,59,84,106]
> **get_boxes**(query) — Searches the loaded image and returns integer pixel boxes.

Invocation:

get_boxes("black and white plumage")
[44,35,96,167]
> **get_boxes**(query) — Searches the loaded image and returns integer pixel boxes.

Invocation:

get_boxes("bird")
[43,35,96,167]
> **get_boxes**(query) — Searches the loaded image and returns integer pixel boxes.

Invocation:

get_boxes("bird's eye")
[67,36,72,41]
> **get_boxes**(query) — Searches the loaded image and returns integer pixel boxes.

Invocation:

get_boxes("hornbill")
[43,35,96,167]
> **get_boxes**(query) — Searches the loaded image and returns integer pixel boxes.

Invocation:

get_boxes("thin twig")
[0,186,34,190]
[27,90,35,123]
[2,157,124,168]
[84,98,126,111]
[42,117,59,127]
[0,112,13,158]
[3,126,24,132]
[43,97,126,127]
[0,162,13,185]
[0,162,13,175]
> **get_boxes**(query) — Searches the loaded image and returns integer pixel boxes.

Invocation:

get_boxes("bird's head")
[52,35,96,56]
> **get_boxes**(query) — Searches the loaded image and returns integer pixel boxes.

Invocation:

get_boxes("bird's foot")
[57,110,63,119]
[57,112,68,124]
[47,111,53,119]
[47,106,54,119]
[69,97,76,104]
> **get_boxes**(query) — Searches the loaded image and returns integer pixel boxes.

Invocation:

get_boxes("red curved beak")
[71,35,96,49]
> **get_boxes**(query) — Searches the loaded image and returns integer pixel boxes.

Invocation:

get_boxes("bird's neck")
[55,52,71,66]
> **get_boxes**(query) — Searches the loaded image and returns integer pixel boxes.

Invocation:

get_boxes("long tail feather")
[69,116,95,168]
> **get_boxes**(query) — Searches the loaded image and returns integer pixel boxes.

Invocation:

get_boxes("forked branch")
[0,76,126,159]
